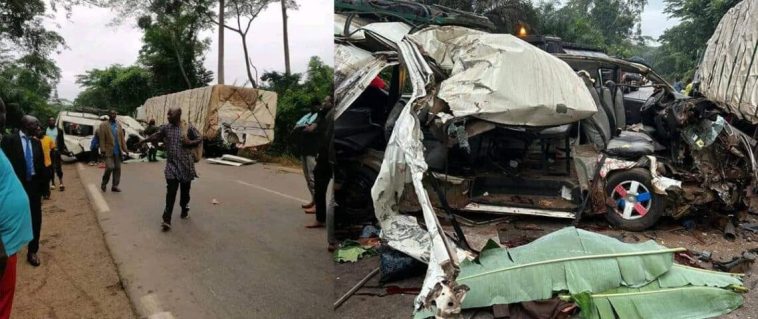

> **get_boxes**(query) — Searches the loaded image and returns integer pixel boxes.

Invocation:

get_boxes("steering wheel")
[640,91,661,113]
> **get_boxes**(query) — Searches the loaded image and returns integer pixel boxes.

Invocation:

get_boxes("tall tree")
[280,0,298,75]
[137,0,214,95]
[200,0,277,88]
[0,0,68,123]
[217,0,224,84]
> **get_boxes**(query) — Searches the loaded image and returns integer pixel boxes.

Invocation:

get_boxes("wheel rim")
[610,180,652,220]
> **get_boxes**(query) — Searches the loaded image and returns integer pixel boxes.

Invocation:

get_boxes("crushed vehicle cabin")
[334,1,756,317]
[334,8,758,234]
[56,109,145,161]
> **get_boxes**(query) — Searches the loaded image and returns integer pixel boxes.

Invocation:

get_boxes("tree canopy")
[262,56,333,154]
[651,0,739,81]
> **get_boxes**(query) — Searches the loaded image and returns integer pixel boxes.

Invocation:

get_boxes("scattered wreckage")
[136,84,278,157]
[56,110,145,161]
[334,4,755,318]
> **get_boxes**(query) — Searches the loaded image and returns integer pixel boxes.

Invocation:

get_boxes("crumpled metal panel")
[334,45,396,119]
[408,26,598,126]
[363,26,467,312]
[697,0,758,122]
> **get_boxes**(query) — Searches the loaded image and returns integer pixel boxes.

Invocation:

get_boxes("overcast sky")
[641,0,680,42]
[48,0,675,100]
[48,0,333,100]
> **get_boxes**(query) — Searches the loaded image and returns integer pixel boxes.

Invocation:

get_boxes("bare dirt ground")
[12,164,135,319]
[335,213,758,318]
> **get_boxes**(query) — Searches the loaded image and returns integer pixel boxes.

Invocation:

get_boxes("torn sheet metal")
[407,26,597,126]
[370,34,468,313]
[361,22,413,48]
[334,13,368,40]
[697,0,757,122]
[334,47,397,119]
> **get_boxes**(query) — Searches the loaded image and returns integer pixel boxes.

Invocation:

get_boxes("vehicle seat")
[605,133,654,158]
[581,78,612,150]
[579,72,654,158]
[596,85,617,134]
[605,81,627,132]
[537,124,571,175]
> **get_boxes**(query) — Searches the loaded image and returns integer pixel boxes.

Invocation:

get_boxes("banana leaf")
[457,227,683,309]
[575,277,743,319]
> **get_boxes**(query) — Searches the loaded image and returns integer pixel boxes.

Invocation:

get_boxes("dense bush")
[262,56,333,156]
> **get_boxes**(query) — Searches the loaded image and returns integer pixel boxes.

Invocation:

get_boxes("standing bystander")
[1,113,45,267]
[0,97,33,318]
[295,98,321,211]
[306,95,336,231]
[37,127,55,200]
[96,110,128,192]
[45,117,69,191]
[138,107,202,231]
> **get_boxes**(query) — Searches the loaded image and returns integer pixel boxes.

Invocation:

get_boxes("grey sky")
[49,0,675,101]
[49,0,333,101]
[641,0,680,42]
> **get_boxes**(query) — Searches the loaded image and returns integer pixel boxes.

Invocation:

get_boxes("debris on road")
[334,267,381,310]
[207,154,257,166]
[211,198,220,205]
[713,250,757,273]
[334,240,378,263]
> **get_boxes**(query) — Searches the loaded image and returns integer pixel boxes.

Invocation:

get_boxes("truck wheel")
[604,168,664,231]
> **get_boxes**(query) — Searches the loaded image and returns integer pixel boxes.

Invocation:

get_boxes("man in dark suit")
[1,115,46,266]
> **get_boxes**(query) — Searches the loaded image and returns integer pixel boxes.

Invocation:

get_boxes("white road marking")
[236,180,309,204]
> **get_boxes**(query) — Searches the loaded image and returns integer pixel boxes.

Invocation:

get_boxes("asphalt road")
[77,161,332,319]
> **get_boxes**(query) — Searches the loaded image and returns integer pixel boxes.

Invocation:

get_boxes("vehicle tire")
[336,165,378,224]
[604,168,664,231]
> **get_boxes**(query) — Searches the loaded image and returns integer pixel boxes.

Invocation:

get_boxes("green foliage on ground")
[262,56,333,156]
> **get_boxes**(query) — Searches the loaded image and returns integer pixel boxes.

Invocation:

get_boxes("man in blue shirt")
[1,113,44,268]
[0,97,34,317]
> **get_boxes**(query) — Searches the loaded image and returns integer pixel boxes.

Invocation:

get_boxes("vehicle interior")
[334,50,679,223]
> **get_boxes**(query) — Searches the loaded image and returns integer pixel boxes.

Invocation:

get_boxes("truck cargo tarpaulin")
[137,85,277,148]
[697,0,758,123]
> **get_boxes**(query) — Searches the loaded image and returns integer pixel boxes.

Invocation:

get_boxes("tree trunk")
[281,0,291,75]
[240,33,258,88]
[171,32,193,90]
[217,0,225,84]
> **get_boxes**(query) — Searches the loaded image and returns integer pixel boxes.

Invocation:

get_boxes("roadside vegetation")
[0,0,331,159]
[423,0,740,82]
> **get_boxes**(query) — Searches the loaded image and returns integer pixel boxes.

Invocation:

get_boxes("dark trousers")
[102,155,121,187]
[22,180,42,254]
[313,162,333,223]
[50,150,63,184]
[44,166,53,198]
[163,179,191,223]
[147,148,157,162]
